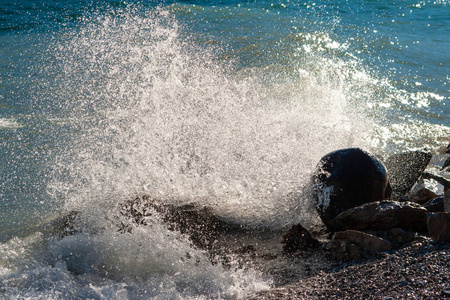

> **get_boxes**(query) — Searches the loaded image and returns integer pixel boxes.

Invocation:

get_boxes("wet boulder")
[334,200,428,232]
[313,148,391,231]
[408,178,445,204]
[384,150,432,196]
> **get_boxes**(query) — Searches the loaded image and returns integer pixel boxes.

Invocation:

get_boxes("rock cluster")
[287,147,450,261]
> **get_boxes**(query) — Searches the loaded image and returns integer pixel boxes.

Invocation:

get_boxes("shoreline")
[251,239,450,299]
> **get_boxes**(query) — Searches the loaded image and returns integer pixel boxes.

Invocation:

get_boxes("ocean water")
[1,0,449,298]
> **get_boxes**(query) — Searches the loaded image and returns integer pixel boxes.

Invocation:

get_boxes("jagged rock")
[334,200,428,232]
[331,230,392,261]
[408,178,445,204]
[384,151,432,196]
[282,224,321,253]
[118,196,226,250]
[313,148,391,231]
[427,212,450,242]
[423,197,445,212]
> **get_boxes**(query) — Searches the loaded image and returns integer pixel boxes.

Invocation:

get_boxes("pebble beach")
[253,240,450,299]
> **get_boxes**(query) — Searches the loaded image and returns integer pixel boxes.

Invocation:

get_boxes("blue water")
[1,0,449,298]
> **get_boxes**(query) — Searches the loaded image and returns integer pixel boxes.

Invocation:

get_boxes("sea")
[0,0,449,298]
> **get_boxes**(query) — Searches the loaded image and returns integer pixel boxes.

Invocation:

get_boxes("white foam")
[0,117,21,129]
[0,227,270,299]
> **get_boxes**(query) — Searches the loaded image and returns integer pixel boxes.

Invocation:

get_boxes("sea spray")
[18,6,369,297]
[43,6,370,231]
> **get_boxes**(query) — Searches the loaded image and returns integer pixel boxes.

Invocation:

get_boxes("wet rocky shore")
[50,144,450,299]
[252,144,450,299]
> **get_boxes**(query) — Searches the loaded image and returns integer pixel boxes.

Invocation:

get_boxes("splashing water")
[43,6,371,232]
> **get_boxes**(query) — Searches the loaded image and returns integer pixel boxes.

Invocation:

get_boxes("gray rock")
[427,212,450,242]
[384,151,432,196]
[313,148,391,231]
[334,200,428,232]
[408,178,444,204]
[425,154,450,171]
[331,230,392,260]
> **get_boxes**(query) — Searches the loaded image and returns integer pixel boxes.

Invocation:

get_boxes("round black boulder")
[313,148,392,231]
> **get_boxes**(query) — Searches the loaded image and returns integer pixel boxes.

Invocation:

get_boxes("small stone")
[416,279,426,286]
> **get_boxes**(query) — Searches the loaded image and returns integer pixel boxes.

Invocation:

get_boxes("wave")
[3,3,448,299]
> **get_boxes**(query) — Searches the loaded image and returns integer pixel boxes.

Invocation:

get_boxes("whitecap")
[0,117,21,129]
